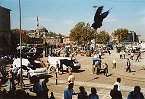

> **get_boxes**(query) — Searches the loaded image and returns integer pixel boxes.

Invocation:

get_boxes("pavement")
[47,79,145,99]
[40,50,145,99]
[1,50,145,99]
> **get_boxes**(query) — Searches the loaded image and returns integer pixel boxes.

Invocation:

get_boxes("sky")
[1,0,145,38]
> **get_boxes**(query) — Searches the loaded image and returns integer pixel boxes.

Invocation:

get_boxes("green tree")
[96,30,110,44]
[112,28,129,43]
[10,29,29,49]
[69,22,95,45]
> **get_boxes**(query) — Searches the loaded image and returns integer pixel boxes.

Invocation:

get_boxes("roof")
[0,6,11,11]
[36,26,47,30]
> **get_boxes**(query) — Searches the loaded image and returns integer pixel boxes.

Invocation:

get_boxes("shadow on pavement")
[73,69,85,73]
[85,77,99,82]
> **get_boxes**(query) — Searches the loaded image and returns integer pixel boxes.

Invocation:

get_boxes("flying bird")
[94,6,103,21]
[92,6,110,29]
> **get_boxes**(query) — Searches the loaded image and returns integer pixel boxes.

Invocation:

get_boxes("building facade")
[0,6,11,50]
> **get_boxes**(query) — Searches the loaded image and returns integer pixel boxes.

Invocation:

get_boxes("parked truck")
[48,56,81,73]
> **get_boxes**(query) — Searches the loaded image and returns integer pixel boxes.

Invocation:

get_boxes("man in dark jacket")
[126,58,131,72]
[127,86,144,99]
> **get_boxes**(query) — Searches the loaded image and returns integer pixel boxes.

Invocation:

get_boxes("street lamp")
[19,0,23,89]
[93,6,97,50]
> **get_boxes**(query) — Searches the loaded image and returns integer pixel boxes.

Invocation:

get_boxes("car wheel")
[49,66,56,73]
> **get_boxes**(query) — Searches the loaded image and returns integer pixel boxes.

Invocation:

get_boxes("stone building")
[27,17,49,44]
[46,36,63,45]
[27,16,63,45]
[28,26,48,44]
[0,6,11,50]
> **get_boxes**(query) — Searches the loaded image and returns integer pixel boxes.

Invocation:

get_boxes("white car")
[12,58,47,78]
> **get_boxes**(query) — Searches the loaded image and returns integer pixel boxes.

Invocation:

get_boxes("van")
[12,58,47,78]
[48,56,81,73]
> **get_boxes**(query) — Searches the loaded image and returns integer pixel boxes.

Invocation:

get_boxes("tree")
[96,30,110,44]
[69,22,95,45]
[10,29,29,50]
[112,28,129,43]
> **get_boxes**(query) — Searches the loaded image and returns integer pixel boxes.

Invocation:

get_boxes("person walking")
[112,59,117,69]
[50,92,55,99]
[16,67,24,86]
[77,86,88,99]
[102,63,108,77]
[32,76,43,98]
[126,58,131,72]
[114,78,121,91]
[96,61,101,75]
[12,65,18,80]
[136,52,141,62]
[64,83,74,99]
[92,61,97,74]
[110,85,123,99]
[68,72,75,84]
[119,51,122,59]
[127,86,144,99]
[130,52,134,60]
[41,77,49,98]
[56,61,60,73]
[88,87,99,99]
[108,50,111,55]
[123,51,126,59]
[7,69,15,91]
[99,52,102,59]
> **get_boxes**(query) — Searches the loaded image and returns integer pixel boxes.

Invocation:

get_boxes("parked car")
[48,56,81,73]
[12,58,47,78]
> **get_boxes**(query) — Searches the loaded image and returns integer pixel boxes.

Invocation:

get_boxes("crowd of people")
[91,48,143,77]
[0,74,55,99]
[64,77,144,99]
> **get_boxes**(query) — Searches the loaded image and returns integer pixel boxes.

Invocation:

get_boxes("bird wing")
[94,6,104,21]
[101,10,109,19]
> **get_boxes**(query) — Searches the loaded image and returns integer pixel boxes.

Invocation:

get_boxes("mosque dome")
[36,26,48,33]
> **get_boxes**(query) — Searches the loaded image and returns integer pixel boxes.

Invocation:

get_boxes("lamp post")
[19,0,23,89]
[93,6,97,50]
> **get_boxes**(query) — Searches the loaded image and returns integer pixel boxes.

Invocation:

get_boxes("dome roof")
[36,26,48,32]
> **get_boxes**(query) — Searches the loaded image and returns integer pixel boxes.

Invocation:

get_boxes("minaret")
[37,16,39,28]
[36,16,40,37]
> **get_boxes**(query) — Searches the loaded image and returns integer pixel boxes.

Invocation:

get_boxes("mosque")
[28,16,63,45]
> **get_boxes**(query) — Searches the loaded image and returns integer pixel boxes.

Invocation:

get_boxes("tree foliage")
[69,22,95,45]
[112,28,129,43]
[11,29,30,44]
[96,30,110,44]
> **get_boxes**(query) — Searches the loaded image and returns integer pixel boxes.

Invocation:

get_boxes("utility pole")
[93,6,97,50]
[19,0,23,89]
